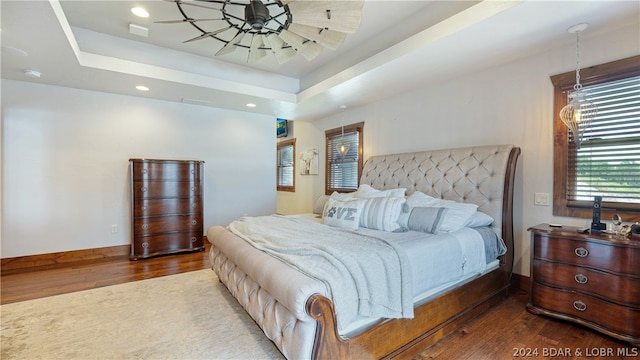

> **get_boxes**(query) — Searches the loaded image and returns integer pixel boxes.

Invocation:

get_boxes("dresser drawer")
[533,259,640,307]
[131,231,203,259]
[534,235,640,275]
[531,283,640,338]
[134,198,201,217]
[132,161,201,181]
[133,180,201,198]
[134,214,201,235]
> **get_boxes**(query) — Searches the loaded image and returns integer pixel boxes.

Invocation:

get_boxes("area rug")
[1,270,284,359]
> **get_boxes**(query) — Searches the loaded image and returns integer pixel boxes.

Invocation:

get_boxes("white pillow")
[323,197,366,230]
[465,211,494,227]
[355,184,406,198]
[313,195,330,215]
[330,191,356,200]
[405,191,478,232]
[360,196,406,232]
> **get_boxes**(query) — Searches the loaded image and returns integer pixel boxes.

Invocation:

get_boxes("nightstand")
[527,224,640,346]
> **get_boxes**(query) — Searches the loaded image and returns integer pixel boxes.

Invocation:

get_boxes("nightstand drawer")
[533,259,640,307]
[534,236,640,275]
[531,283,640,338]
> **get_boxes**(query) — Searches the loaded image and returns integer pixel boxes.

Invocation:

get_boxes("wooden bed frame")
[209,144,521,359]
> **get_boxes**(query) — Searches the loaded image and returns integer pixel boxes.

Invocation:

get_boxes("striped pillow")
[359,196,406,232]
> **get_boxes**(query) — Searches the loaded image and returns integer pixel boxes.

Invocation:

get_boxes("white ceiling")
[2,0,638,121]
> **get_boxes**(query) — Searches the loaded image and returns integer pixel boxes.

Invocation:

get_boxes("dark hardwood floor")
[1,245,635,359]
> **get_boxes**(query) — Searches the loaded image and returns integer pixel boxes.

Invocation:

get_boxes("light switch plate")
[534,192,550,206]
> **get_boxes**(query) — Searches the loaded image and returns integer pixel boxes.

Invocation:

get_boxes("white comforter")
[229,215,414,332]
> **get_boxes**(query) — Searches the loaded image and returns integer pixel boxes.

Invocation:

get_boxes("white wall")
[281,22,639,277]
[276,120,324,215]
[1,80,276,258]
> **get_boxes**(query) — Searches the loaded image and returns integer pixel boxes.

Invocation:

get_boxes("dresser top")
[529,223,640,248]
[129,158,205,164]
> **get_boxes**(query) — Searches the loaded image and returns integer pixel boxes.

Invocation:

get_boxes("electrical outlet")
[534,192,550,206]
[111,224,118,233]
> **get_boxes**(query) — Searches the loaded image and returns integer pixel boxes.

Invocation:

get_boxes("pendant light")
[559,23,598,148]
[337,125,350,159]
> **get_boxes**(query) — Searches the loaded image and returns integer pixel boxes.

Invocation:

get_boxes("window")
[277,138,295,192]
[551,55,640,221]
[325,122,364,194]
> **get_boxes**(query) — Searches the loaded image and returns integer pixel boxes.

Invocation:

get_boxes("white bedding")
[233,214,496,334]
[291,213,489,295]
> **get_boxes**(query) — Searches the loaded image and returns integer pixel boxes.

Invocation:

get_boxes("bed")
[207,144,520,359]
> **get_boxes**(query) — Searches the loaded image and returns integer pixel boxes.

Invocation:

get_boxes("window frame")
[551,55,640,222]
[276,138,296,192]
[325,122,364,195]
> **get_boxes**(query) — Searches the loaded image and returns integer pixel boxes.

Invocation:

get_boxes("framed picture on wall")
[276,118,288,138]
[300,148,318,175]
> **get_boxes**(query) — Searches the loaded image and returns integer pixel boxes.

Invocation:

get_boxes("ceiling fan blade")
[169,0,221,11]
[278,29,323,61]
[155,18,224,24]
[286,0,363,33]
[248,34,267,62]
[264,34,296,64]
[183,26,233,43]
[287,23,346,50]
[215,31,246,56]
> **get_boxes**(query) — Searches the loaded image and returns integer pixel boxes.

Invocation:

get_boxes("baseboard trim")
[2,237,211,275]
[1,245,131,275]
[510,272,530,293]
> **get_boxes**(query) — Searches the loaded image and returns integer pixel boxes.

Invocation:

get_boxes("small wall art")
[300,148,318,175]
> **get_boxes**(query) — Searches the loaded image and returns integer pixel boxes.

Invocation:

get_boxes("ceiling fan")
[157,0,364,63]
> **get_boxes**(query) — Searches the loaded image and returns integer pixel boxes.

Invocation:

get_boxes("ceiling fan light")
[245,0,270,30]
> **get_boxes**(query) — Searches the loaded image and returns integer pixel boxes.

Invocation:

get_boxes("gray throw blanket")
[229,215,414,331]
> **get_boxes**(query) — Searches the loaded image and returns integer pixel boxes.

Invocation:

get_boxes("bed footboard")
[210,244,317,360]
[307,268,511,359]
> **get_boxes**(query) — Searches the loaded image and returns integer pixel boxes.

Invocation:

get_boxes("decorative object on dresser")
[527,224,640,346]
[129,159,205,260]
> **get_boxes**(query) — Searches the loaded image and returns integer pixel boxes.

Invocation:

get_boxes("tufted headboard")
[360,144,520,243]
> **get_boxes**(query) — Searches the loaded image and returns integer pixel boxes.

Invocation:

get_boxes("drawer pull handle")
[191,186,196,192]
[141,186,148,193]
[573,300,587,312]
[141,224,149,230]
[191,237,197,243]
[574,247,589,257]
[191,220,197,226]
[142,242,149,249]
[142,169,147,175]
[574,274,588,284]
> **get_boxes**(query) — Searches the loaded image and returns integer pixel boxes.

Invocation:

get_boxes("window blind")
[327,129,359,191]
[277,143,294,188]
[569,75,640,204]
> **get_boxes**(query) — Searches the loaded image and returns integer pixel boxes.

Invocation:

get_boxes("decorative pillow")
[359,196,406,232]
[313,195,330,215]
[330,191,356,200]
[322,197,366,230]
[397,206,448,234]
[405,191,478,232]
[465,211,494,227]
[355,184,406,198]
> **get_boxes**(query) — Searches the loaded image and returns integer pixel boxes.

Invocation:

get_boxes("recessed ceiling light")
[246,103,257,108]
[136,85,149,91]
[24,70,41,78]
[131,7,149,18]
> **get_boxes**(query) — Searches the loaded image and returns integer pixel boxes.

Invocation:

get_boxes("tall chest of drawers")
[527,224,640,346]
[129,159,205,260]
